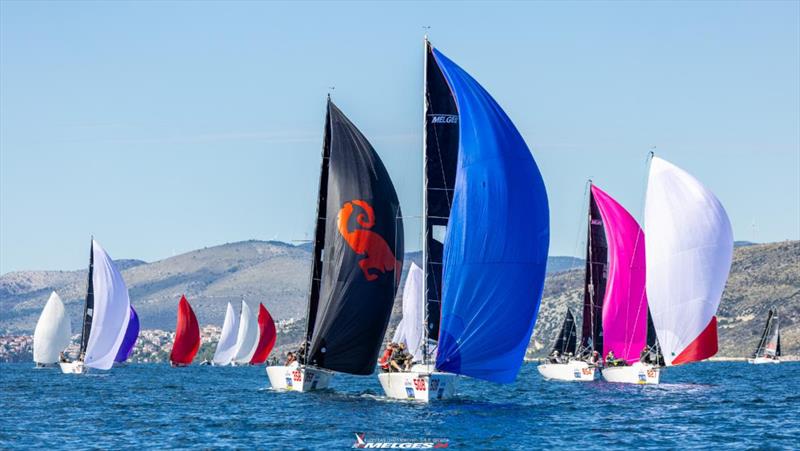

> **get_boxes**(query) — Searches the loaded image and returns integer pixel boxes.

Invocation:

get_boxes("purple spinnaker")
[114,306,139,363]
[593,185,648,363]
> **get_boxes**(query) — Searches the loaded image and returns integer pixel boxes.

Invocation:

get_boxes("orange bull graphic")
[337,200,401,282]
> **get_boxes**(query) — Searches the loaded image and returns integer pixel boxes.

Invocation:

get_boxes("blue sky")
[1,1,798,272]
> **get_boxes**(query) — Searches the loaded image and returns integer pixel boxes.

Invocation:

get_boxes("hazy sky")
[1,1,798,272]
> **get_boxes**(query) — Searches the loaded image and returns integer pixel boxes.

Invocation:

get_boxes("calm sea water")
[1,361,797,449]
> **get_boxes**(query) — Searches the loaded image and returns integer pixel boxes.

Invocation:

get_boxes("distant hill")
[3,240,795,358]
[529,241,799,358]
[0,240,578,335]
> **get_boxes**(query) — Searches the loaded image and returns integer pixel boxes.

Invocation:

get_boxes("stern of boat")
[537,360,597,382]
[266,365,333,392]
[601,362,660,384]
[378,364,457,402]
[59,361,86,375]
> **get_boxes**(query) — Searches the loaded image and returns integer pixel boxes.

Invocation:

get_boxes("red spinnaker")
[170,295,200,366]
[249,303,277,365]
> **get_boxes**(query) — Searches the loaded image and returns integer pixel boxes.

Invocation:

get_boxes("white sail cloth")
[644,157,733,366]
[391,263,424,362]
[232,301,259,364]
[33,291,72,364]
[85,240,131,370]
[212,302,240,365]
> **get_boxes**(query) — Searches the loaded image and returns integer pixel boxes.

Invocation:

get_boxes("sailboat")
[231,300,259,365]
[644,156,733,375]
[33,291,71,368]
[748,309,781,364]
[587,185,652,384]
[113,306,140,365]
[379,39,549,400]
[170,295,200,367]
[266,97,404,392]
[537,307,597,381]
[212,301,240,366]
[249,303,277,365]
[60,239,132,374]
[377,38,460,401]
[538,183,648,382]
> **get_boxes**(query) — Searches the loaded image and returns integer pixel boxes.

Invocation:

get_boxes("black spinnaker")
[304,98,404,375]
[423,39,459,349]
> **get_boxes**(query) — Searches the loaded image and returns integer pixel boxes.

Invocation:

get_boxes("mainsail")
[644,156,733,366]
[592,185,648,364]
[423,39,460,350]
[391,262,425,362]
[170,295,200,366]
[33,291,72,364]
[552,308,577,356]
[232,301,259,364]
[83,240,131,370]
[249,303,277,365]
[212,302,240,365]
[580,188,608,355]
[114,306,140,363]
[304,98,404,375]
[753,309,780,358]
[432,47,550,383]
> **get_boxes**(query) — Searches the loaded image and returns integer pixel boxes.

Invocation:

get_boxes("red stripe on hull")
[673,316,718,365]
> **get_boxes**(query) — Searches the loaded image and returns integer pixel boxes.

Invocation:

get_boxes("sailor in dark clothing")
[640,346,652,364]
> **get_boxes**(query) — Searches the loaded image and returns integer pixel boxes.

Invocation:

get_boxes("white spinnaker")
[33,291,72,364]
[391,263,425,362]
[84,240,131,370]
[213,302,240,365]
[232,301,259,364]
[644,157,733,366]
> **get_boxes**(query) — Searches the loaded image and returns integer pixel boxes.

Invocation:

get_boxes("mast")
[421,35,430,364]
[78,238,95,359]
[301,97,332,366]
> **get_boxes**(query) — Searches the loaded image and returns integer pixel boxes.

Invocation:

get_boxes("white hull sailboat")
[61,239,132,375]
[378,364,457,402]
[748,357,780,365]
[266,364,334,392]
[748,309,781,364]
[537,360,597,382]
[601,362,660,385]
[266,98,404,392]
[398,41,550,395]
[33,291,72,368]
[59,361,86,375]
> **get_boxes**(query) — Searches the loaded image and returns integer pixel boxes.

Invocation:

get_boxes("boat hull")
[537,360,598,382]
[601,362,660,384]
[266,365,333,392]
[377,364,457,402]
[59,361,86,374]
[748,357,780,364]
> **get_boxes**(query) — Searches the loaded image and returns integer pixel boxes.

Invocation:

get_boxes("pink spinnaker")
[593,185,648,363]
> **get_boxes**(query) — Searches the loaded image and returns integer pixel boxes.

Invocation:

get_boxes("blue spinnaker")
[114,306,139,363]
[433,48,550,383]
